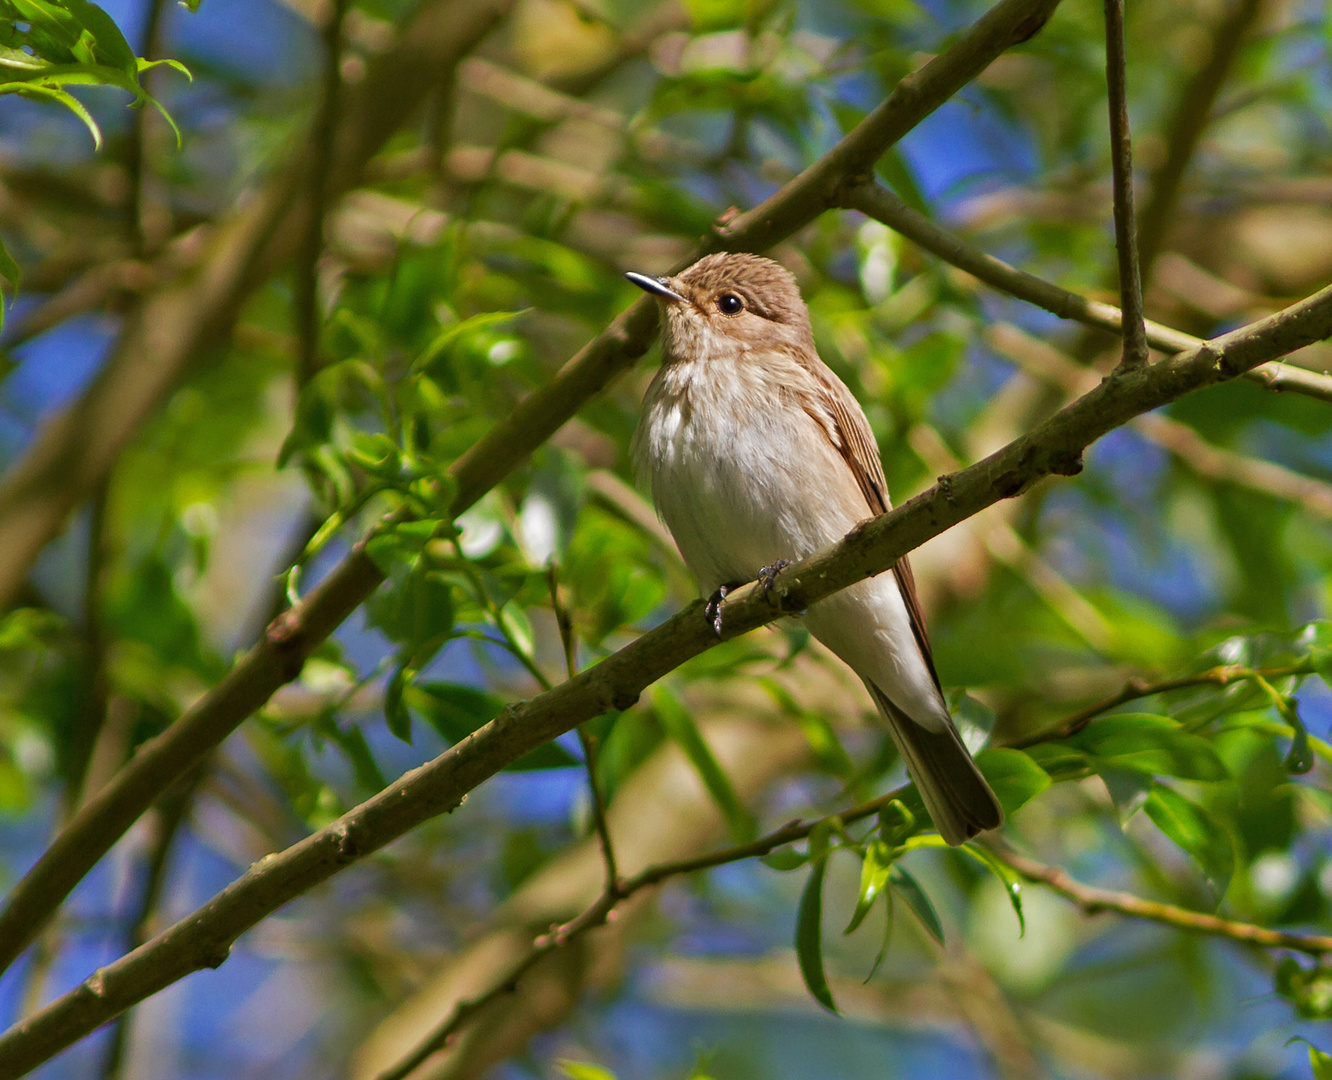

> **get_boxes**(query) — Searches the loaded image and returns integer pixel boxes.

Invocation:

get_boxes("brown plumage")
[630,252,1002,845]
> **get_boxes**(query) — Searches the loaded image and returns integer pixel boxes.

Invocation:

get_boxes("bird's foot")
[757,559,791,602]
[704,582,742,639]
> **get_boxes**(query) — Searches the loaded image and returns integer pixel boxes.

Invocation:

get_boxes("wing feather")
[798,365,942,690]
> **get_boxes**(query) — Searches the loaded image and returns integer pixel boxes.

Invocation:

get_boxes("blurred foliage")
[1,0,1332,1078]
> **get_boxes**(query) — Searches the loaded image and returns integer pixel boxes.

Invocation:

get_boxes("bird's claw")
[757,559,791,601]
[704,582,739,638]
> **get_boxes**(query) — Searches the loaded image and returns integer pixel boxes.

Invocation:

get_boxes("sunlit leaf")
[1074,714,1228,781]
[1144,783,1235,894]
[975,747,1051,814]
[845,838,893,935]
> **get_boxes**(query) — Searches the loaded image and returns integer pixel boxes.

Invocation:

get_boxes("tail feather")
[865,682,1003,846]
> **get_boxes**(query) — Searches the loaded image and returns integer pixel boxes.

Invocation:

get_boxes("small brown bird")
[627,252,1002,845]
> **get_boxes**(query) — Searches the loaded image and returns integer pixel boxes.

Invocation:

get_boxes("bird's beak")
[625,271,685,303]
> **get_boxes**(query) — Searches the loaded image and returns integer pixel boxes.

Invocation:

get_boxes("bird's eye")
[716,292,744,316]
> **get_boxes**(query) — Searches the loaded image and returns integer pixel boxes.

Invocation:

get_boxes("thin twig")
[992,844,1332,954]
[1008,660,1315,748]
[125,0,169,255]
[294,0,350,387]
[1102,0,1148,369]
[547,565,619,893]
[841,181,1332,403]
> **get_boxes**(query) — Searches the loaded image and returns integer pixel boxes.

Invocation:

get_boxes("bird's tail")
[865,681,1003,846]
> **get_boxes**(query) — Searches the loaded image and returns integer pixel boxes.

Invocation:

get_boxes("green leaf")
[410,682,577,770]
[795,856,838,1012]
[1282,697,1314,775]
[1285,1038,1332,1080]
[415,309,528,373]
[384,666,411,743]
[320,720,389,792]
[845,838,893,935]
[650,684,756,841]
[1276,959,1332,1019]
[889,864,944,945]
[364,519,447,572]
[975,747,1051,815]
[877,799,918,845]
[1144,783,1234,894]
[1021,743,1091,780]
[959,843,1024,935]
[760,847,808,871]
[0,235,19,289]
[1073,714,1228,781]
[366,566,455,655]
[947,688,995,751]
[2,81,102,147]
[864,888,894,984]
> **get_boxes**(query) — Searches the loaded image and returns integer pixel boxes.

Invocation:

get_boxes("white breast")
[634,354,863,594]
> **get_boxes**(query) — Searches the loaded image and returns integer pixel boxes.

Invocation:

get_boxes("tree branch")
[841,180,1332,403]
[0,0,1067,981]
[1010,659,1314,748]
[993,844,1332,954]
[1102,0,1148,369]
[2,268,1330,1079]
[294,0,350,387]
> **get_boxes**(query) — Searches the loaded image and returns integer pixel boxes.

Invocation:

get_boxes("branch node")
[606,687,639,713]
[331,823,359,860]
[1049,450,1084,477]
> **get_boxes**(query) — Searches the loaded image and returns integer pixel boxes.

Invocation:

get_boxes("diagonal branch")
[841,180,1332,403]
[2,272,1330,1079]
[993,844,1332,954]
[0,0,1067,981]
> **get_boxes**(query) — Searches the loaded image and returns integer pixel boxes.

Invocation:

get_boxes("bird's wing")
[800,365,943,691]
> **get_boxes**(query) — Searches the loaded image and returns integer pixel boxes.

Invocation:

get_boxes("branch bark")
[0,0,1066,982]
[2,270,1330,1079]
[994,845,1332,954]
[1102,0,1148,369]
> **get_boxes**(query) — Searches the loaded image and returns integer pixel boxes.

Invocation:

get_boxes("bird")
[626,251,1003,846]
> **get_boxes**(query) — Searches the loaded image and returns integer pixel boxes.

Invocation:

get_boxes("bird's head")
[625,252,815,363]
